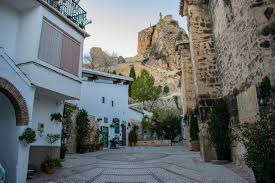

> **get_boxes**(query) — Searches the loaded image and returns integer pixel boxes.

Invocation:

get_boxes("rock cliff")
[84,15,188,111]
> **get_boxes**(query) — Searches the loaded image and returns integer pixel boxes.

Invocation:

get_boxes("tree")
[112,70,117,74]
[151,108,181,141]
[76,109,90,153]
[163,85,170,94]
[129,66,136,80]
[129,66,136,97]
[131,69,161,105]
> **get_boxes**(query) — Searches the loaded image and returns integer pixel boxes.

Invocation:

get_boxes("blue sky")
[80,0,187,58]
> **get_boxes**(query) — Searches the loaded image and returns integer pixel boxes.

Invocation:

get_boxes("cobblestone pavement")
[28,146,250,183]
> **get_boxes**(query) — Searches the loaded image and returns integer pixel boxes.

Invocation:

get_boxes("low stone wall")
[136,140,171,146]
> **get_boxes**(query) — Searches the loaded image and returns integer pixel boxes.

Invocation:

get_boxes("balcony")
[43,0,90,29]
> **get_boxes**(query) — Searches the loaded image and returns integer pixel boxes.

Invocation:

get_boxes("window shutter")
[38,21,62,68]
[60,35,80,76]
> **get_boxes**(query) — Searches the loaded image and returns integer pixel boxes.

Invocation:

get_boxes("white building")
[0,0,89,182]
[76,69,143,147]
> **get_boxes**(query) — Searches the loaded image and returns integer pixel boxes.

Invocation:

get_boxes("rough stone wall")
[65,105,99,154]
[178,42,196,114]
[179,0,275,164]
[186,2,221,101]
[209,0,275,97]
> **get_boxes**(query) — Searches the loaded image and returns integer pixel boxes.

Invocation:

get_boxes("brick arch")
[0,78,29,126]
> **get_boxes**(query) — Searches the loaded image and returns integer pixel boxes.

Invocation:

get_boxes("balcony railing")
[45,0,91,29]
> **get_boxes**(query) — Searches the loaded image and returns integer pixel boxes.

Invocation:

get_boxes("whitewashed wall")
[0,50,35,183]
[77,81,130,142]
[31,93,63,147]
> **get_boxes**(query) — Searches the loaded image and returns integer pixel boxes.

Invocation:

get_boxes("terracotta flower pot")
[45,164,56,174]
[190,140,200,151]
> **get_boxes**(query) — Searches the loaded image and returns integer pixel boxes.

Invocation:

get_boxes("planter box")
[136,140,171,146]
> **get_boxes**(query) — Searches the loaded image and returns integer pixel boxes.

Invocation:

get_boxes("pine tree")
[129,66,136,96]
[129,66,136,80]
[131,69,161,105]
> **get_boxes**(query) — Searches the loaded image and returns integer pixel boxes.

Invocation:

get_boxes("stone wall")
[209,0,275,96]
[179,0,275,165]
[65,104,99,154]
[177,41,196,114]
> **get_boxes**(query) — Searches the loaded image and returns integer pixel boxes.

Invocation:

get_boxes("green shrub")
[163,85,170,94]
[141,118,151,132]
[189,113,199,141]
[19,128,36,144]
[50,113,62,122]
[128,129,138,146]
[259,76,272,98]
[44,157,62,168]
[76,109,90,153]
[209,99,231,160]
[237,116,275,183]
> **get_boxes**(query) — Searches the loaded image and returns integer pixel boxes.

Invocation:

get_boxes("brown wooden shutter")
[38,20,80,76]
[60,35,80,76]
[38,21,62,67]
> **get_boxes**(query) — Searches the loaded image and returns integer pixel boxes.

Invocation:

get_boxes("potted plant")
[19,128,36,145]
[237,116,275,183]
[42,158,56,174]
[209,99,231,160]
[189,113,200,151]
[42,157,62,174]
[76,109,90,153]
[99,142,104,151]
[42,134,61,174]
[60,144,67,160]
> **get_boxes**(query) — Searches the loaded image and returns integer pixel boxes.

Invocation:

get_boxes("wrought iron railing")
[45,0,91,29]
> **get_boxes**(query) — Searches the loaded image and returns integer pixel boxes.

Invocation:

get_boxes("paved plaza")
[28,146,252,183]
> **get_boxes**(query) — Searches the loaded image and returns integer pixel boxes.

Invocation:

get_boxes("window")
[111,100,114,107]
[104,117,108,123]
[113,118,120,134]
[38,20,80,76]
[102,97,105,103]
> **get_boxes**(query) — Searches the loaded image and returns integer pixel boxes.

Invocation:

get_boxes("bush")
[237,116,275,183]
[189,113,199,141]
[209,99,231,160]
[44,157,62,168]
[50,113,63,122]
[76,109,90,153]
[128,129,138,146]
[141,118,151,132]
[19,128,36,144]
[163,85,170,94]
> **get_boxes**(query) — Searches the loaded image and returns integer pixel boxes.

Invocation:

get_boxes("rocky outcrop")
[84,15,188,112]
[87,47,124,70]
[137,15,188,71]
